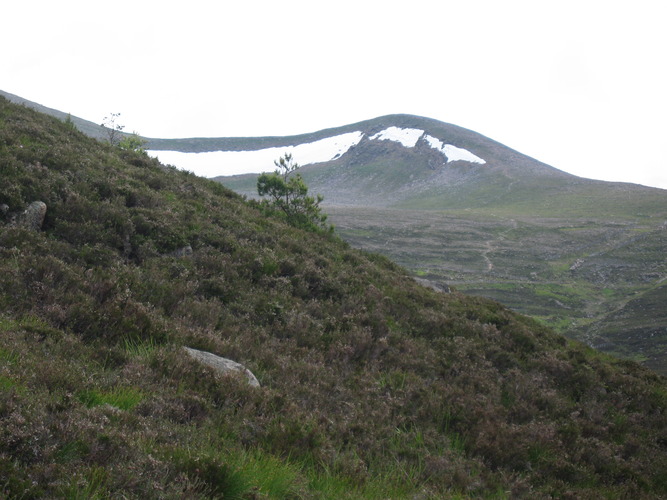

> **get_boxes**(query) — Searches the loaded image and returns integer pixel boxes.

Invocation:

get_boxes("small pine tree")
[257,153,329,231]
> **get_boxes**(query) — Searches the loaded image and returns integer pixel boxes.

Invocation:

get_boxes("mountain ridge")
[158,113,576,187]
[4,88,663,193]
[0,89,576,181]
[216,120,664,216]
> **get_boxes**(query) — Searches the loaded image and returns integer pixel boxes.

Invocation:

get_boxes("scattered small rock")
[569,258,585,271]
[415,277,451,293]
[171,245,193,258]
[182,346,260,387]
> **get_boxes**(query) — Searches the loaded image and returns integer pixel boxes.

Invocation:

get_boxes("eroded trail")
[480,218,518,273]
[481,240,494,271]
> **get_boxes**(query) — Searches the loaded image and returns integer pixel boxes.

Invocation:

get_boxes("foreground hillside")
[1,97,667,498]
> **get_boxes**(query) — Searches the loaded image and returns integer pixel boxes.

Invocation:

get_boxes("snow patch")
[424,134,445,151]
[148,131,364,178]
[369,127,424,148]
[424,134,486,164]
[443,144,486,164]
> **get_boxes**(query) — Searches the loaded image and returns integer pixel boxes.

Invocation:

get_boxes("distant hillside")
[2,95,667,498]
[0,89,109,140]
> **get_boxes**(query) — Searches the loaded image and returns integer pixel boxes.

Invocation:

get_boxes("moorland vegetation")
[219,121,667,374]
[1,97,666,498]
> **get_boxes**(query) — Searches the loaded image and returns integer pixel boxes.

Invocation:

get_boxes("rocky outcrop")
[6,201,47,230]
[182,346,260,387]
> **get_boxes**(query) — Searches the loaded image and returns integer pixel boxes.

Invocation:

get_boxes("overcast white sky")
[3,0,666,188]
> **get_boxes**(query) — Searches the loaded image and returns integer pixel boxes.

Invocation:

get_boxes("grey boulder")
[182,346,260,387]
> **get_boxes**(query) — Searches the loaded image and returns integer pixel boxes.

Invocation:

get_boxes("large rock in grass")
[183,346,260,387]
[10,201,47,230]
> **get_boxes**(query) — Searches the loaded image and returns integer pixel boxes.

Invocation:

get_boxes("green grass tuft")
[76,387,144,410]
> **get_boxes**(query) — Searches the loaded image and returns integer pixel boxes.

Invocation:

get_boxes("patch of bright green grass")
[166,445,304,499]
[0,375,21,391]
[225,448,303,498]
[76,386,144,411]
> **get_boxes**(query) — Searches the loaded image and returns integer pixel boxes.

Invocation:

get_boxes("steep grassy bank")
[1,97,667,498]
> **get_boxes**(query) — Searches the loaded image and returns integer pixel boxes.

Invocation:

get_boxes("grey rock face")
[9,201,47,230]
[182,346,260,387]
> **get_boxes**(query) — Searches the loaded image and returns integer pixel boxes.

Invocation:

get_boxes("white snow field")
[148,131,364,178]
[148,127,485,177]
[369,127,424,147]
[424,134,486,164]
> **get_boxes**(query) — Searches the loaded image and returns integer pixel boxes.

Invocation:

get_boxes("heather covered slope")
[1,97,667,498]
[0,89,109,140]
[216,119,667,372]
[6,91,665,369]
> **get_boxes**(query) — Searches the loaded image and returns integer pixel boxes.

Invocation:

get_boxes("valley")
[324,206,667,373]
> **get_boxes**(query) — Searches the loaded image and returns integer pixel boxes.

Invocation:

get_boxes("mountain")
[3,89,661,214]
[3,95,667,498]
[211,114,666,215]
[214,115,570,207]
